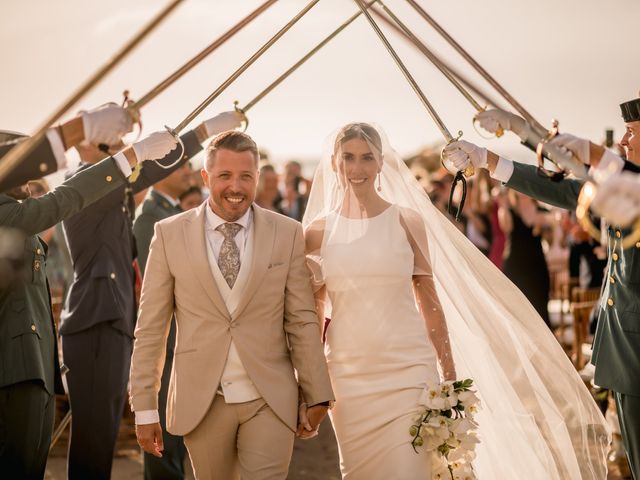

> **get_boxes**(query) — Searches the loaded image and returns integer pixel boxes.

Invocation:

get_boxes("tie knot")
[216,222,242,240]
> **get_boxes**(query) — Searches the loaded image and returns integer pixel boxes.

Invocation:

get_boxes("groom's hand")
[297,404,329,440]
[136,422,164,457]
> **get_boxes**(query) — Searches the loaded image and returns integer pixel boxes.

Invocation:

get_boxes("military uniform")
[504,154,640,478]
[134,189,186,480]
[0,157,128,479]
[59,131,202,480]
[0,130,64,193]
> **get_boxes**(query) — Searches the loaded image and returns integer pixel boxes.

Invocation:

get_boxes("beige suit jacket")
[129,203,334,435]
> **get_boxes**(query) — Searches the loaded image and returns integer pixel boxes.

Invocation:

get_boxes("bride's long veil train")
[303,124,610,479]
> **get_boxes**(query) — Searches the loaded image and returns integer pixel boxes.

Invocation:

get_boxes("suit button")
[612,253,619,261]
[610,276,616,284]
[106,175,113,182]
[110,273,116,279]
[607,298,614,307]
[31,324,36,332]
[615,230,621,238]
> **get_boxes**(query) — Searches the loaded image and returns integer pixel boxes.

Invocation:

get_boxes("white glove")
[202,111,245,137]
[548,133,591,165]
[591,172,640,227]
[475,109,531,142]
[81,103,133,146]
[132,131,178,162]
[442,140,488,171]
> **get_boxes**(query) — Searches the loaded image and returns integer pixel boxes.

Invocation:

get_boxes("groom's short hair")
[205,131,259,170]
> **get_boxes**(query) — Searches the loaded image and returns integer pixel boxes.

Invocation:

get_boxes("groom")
[129,130,334,479]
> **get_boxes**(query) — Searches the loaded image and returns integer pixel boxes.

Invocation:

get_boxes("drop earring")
[377,173,382,192]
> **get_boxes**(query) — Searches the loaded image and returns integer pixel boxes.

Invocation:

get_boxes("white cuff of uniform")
[490,156,515,183]
[590,149,624,184]
[113,151,132,177]
[135,409,160,425]
[45,128,68,169]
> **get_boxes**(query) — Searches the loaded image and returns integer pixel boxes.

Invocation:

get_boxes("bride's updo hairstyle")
[333,122,383,158]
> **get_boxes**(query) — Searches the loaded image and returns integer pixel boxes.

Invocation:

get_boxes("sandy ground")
[44,417,340,479]
[43,416,630,479]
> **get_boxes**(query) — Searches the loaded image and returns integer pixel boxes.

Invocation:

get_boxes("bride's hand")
[296,403,317,439]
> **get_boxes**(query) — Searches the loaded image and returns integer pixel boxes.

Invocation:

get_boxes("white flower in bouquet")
[439,381,455,393]
[432,453,451,479]
[426,416,451,440]
[410,378,480,480]
[457,390,480,408]
[419,386,447,410]
[451,460,475,480]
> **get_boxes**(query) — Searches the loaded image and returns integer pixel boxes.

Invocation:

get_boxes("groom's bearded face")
[201,148,258,221]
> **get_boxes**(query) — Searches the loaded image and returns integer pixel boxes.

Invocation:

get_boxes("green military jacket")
[133,189,182,277]
[506,162,640,395]
[0,157,127,394]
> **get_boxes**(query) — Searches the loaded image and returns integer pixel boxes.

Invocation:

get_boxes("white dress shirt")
[135,205,259,425]
[490,149,625,183]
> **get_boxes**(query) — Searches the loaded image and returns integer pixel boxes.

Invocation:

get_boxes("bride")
[301,123,609,479]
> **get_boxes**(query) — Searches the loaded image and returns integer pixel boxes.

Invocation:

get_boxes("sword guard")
[234,101,249,132]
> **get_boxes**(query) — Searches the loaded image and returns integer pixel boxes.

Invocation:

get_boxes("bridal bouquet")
[410,379,480,480]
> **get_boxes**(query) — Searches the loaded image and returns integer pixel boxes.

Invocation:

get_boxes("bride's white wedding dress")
[305,124,609,479]
[322,206,438,479]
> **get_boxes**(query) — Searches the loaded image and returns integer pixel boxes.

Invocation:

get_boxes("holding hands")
[296,403,329,440]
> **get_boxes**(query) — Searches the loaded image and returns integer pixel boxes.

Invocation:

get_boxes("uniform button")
[33,260,41,271]
[612,253,619,261]
[122,206,126,213]
[31,324,36,332]
[615,230,621,238]
[636,242,640,249]
[610,275,616,284]
[36,248,42,255]
[106,175,113,182]
[110,273,116,279]
[39,162,48,172]
[607,298,614,307]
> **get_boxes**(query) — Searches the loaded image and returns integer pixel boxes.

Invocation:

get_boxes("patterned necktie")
[216,223,243,288]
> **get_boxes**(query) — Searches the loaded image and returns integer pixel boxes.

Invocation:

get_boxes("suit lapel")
[232,205,274,320]
[183,203,230,319]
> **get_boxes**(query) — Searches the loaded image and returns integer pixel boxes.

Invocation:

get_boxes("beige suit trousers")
[184,395,294,480]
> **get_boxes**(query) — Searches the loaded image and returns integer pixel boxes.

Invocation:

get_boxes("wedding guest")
[179,186,203,211]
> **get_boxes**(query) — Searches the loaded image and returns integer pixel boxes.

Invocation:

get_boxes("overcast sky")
[2,0,638,175]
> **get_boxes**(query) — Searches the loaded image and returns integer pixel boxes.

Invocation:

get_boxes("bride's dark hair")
[334,123,382,155]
